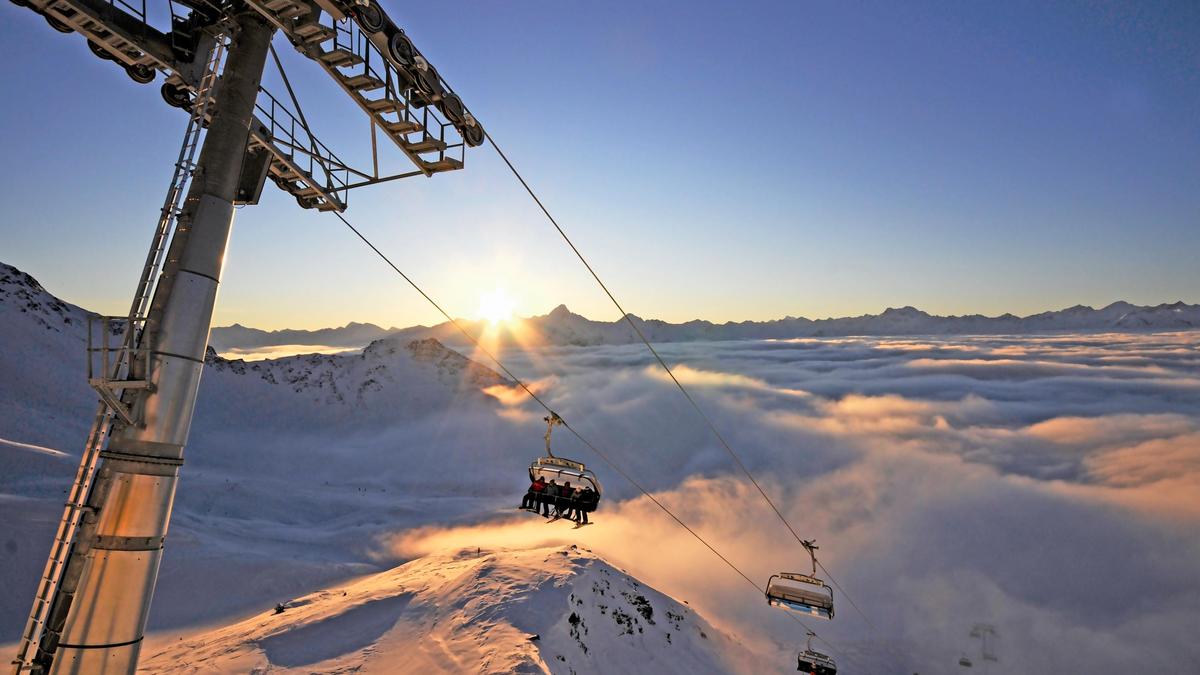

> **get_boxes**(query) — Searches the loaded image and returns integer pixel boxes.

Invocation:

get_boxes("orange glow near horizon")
[460,287,562,402]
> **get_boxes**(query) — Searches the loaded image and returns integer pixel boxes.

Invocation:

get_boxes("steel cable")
[483,134,876,632]
[329,209,840,653]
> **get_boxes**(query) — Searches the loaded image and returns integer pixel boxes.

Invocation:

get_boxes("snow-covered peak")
[1099,300,1137,313]
[382,336,510,388]
[201,336,510,417]
[0,262,88,333]
[879,306,929,318]
[139,545,766,674]
[1113,301,1200,329]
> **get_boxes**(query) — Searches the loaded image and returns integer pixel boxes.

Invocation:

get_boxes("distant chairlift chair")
[797,631,837,675]
[765,540,835,620]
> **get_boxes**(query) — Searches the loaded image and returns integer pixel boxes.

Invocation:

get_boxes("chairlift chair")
[766,541,835,620]
[529,456,602,497]
[970,623,998,663]
[525,413,602,512]
[958,655,973,668]
[796,631,837,675]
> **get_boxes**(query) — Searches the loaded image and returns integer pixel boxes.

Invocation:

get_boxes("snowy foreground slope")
[139,546,766,675]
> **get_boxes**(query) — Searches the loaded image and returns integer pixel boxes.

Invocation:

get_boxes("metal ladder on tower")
[9,38,228,675]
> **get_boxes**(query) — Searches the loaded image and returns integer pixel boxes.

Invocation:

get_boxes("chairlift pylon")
[766,540,835,620]
[796,630,837,674]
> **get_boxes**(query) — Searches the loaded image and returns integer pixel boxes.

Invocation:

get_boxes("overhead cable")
[328,209,838,653]
[483,133,875,631]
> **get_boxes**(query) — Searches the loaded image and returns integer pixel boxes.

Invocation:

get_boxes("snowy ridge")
[0,262,89,333]
[0,261,511,447]
[0,263,97,449]
[203,337,509,408]
[139,545,765,675]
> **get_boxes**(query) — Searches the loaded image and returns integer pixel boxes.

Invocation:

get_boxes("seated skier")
[565,485,583,521]
[541,480,559,517]
[575,486,596,525]
[555,481,572,518]
[520,475,545,510]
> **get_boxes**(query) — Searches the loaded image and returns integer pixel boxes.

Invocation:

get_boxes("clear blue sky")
[1,0,1197,329]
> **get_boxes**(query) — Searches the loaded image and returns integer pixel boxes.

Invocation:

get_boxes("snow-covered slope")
[140,545,767,675]
[0,263,96,449]
[200,336,510,427]
[0,260,509,439]
[212,299,1200,355]
[0,263,88,332]
[207,337,508,399]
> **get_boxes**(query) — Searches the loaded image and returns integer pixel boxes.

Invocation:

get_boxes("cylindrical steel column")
[41,13,275,675]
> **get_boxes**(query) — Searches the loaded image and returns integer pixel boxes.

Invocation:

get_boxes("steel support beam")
[38,13,276,675]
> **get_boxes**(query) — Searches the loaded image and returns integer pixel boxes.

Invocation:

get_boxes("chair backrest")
[767,574,834,619]
[530,460,602,495]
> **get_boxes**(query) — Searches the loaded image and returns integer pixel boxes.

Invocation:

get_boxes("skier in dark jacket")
[556,482,572,518]
[575,487,596,524]
[564,485,582,522]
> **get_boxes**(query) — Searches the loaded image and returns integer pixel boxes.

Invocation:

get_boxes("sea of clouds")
[386,332,1200,674]
[3,331,1198,674]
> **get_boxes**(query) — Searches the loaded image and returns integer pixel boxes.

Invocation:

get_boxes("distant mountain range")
[210,300,1200,353]
[5,259,1196,356]
[211,321,401,351]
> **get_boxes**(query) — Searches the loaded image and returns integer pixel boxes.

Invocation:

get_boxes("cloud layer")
[388,332,1200,673]
[5,328,1198,674]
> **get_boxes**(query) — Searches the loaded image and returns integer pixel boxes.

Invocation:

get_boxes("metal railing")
[86,315,153,426]
[104,0,146,23]
[326,17,467,166]
[254,86,352,198]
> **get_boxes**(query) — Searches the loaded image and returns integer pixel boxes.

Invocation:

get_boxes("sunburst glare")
[477,287,517,325]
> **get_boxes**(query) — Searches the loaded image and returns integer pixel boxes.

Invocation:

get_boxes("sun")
[477,287,517,325]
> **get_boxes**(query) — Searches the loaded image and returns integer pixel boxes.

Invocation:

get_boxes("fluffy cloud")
[5,329,1199,673]
[370,331,1200,673]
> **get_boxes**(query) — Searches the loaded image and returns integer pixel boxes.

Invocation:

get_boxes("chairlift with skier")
[521,413,602,519]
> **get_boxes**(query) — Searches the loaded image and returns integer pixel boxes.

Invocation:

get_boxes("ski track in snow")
[0,436,67,457]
